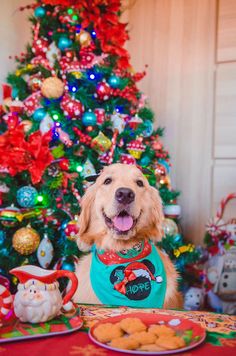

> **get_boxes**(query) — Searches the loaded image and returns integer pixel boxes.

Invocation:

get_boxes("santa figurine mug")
[10,265,78,323]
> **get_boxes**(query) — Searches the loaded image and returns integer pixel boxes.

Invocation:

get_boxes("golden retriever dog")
[73,163,182,309]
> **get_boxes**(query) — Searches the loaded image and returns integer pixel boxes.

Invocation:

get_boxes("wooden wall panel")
[127,0,216,244]
[217,0,236,62]
[0,0,32,94]
[214,63,236,158]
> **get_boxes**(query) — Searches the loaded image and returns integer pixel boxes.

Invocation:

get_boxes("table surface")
[1,305,236,356]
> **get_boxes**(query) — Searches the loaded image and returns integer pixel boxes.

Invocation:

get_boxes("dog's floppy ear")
[149,186,164,242]
[85,174,99,182]
[78,184,96,245]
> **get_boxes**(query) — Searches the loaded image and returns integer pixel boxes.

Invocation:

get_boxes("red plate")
[89,312,206,355]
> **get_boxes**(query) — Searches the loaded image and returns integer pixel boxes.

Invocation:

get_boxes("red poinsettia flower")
[0,126,53,184]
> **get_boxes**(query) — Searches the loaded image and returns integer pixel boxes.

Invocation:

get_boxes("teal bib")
[90,240,167,308]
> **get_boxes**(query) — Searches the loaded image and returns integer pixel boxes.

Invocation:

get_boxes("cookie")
[132,331,157,345]
[155,335,185,350]
[139,344,166,352]
[110,336,140,350]
[149,324,175,337]
[93,323,123,343]
[119,317,147,334]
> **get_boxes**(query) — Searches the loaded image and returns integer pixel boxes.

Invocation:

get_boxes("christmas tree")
[0,0,198,293]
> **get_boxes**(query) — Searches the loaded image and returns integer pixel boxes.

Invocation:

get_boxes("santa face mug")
[10,265,78,323]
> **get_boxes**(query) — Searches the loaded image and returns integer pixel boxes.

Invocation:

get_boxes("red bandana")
[97,240,152,265]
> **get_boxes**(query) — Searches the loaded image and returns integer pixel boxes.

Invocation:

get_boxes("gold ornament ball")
[76,30,92,47]
[13,227,40,255]
[163,218,179,236]
[41,77,64,99]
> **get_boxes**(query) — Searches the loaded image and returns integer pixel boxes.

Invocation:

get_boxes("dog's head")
[77,163,164,250]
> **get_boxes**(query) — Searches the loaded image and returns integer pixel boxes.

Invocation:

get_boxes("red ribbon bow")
[114,270,136,295]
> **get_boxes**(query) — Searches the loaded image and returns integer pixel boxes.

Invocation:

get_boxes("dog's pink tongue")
[113,215,133,232]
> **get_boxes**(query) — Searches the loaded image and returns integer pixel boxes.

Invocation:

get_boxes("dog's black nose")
[115,188,135,205]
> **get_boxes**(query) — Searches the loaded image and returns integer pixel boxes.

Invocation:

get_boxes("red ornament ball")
[59,158,70,171]
[64,220,79,241]
[94,82,111,101]
[60,94,84,118]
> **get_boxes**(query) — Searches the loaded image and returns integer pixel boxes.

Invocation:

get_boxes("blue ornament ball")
[58,36,72,51]
[34,6,46,18]
[158,159,170,174]
[0,248,8,257]
[61,262,75,272]
[0,231,6,245]
[33,108,46,121]
[140,156,151,166]
[82,111,97,127]
[173,234,183,243]
[17,186,38,208]
[143,120,154,137]
[108,75,121,88]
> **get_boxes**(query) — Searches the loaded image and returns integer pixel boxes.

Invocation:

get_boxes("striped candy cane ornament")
[0,285,13,319]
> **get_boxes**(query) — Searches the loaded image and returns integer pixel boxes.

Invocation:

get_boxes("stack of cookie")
[93,317,186,352]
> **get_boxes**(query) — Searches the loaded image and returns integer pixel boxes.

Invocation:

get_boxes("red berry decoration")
[94,81,111,101]
[60,94,84,118]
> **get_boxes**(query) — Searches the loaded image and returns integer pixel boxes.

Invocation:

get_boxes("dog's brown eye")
[104,178,112,185]
[136,180,144,187]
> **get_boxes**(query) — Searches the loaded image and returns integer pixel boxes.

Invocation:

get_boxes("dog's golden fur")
[73,163,183,308]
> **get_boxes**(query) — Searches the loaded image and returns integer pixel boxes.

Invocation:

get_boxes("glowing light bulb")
[37,195,44,203]
[68,9,73,15]
[76,165,83,173]
[71,86,77,92]
[52,113,60,120]
[89,74,95,80]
